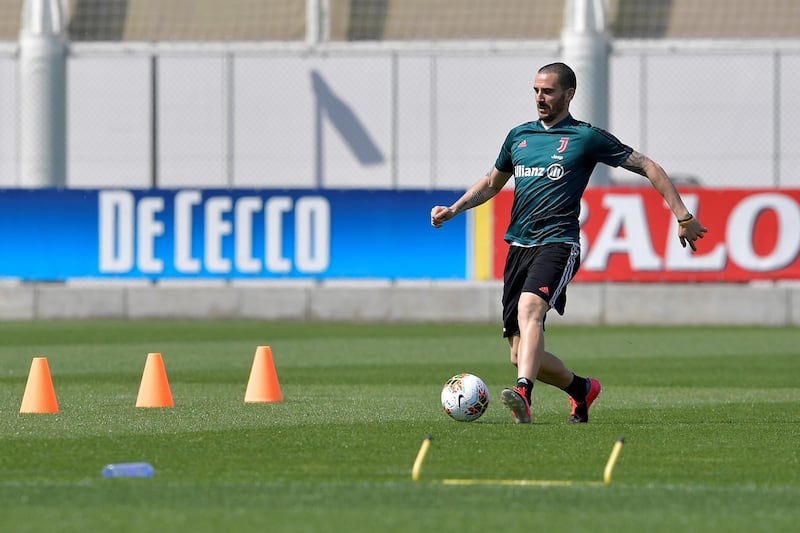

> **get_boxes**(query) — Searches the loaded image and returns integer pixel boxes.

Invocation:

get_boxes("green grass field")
[1,320,798,532]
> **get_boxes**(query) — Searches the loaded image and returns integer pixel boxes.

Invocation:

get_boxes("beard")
[537,94,568,123]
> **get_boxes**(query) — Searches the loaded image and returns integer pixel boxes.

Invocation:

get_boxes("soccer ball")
[441,373,490,422]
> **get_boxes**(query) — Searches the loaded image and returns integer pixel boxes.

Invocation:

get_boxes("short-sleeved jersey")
[494,115,633,246]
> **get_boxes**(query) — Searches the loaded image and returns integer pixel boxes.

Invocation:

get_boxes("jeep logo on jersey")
[546,163,565,180]
[557,137,570,153]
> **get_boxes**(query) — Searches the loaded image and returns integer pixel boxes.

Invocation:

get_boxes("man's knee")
[518,292,549,326]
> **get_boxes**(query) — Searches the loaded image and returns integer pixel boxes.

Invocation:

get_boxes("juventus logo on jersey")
[557,137,569,153]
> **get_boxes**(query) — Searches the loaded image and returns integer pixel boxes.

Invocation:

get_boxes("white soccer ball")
[441,373,490,422]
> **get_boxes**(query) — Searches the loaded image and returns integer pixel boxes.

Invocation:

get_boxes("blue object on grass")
[101,462,154,478]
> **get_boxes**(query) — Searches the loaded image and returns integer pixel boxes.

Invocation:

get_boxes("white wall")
[68,55,151,186]
[0,55,17,187]
[0,40,799,189]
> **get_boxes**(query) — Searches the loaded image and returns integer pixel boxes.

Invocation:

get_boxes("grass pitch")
[0,320,798,532]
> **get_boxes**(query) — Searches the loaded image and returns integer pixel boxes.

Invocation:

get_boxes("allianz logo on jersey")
[514,163,566,181]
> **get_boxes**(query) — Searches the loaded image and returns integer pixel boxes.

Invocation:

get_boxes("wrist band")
[677,213,694,226]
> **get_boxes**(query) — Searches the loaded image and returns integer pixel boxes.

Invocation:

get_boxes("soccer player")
[430,62,707,424]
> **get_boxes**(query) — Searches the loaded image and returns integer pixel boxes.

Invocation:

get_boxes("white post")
[306,0,330,47]
[561,0,611,185]
[19,0,67,187]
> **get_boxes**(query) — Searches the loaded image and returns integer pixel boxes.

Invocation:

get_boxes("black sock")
[563,374,589,403]
[516,377,533,403]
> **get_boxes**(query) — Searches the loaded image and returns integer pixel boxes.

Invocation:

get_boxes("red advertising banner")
[491,188,800,282]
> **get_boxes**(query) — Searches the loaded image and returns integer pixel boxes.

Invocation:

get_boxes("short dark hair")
[538,62,576,91]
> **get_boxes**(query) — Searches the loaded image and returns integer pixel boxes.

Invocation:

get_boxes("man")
[430,62,707,424]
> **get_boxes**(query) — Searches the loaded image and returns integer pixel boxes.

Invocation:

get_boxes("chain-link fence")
[0,0,798,188]
[0,1,785,42]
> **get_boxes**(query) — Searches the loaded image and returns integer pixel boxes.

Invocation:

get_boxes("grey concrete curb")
[1,280,798,326]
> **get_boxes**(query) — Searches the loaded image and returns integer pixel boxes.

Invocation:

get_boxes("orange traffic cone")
[244,346,283,403]
[136,352,174,408]
[19,357,59,414]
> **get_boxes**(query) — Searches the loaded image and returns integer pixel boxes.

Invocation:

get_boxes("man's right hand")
[430,206,455,228]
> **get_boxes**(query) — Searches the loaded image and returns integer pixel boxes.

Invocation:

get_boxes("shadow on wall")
[612,0,673,38]
[311,70,385,185]
[68,0,129,40]
[347,0,389,40]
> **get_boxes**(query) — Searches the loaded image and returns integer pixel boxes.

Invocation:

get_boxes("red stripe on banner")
[491,188,800,282]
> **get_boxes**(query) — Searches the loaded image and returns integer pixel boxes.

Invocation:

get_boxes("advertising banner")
[0,189,467,280]
[3,187,798,282]
[490,188,800,282]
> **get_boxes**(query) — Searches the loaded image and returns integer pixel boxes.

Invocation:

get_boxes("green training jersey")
[494,114,633,246]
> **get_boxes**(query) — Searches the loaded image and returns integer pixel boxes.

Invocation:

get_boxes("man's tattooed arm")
[462,189,490,211]
[454,168,506,214]
[620,151,649,176]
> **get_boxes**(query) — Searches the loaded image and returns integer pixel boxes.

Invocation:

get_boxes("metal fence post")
[19,0,67,187]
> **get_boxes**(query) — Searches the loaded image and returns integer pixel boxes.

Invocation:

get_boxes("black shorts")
[501,242,581,338]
